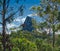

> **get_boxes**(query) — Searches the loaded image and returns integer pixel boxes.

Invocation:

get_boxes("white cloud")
[14,17,26,23]
[28,14,38,17]
[0,25,2,28]
[7,23,16,29]
[21,18,26,23]
[14,18,20,22]
[6,17,26,29]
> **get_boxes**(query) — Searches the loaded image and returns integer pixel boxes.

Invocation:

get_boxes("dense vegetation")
[0,27,60,51]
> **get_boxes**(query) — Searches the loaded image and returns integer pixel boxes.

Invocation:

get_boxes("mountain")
[21,16,34,31]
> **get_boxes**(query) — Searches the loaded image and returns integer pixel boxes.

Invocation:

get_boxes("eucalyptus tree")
[0,0,25,51]
[31,0,60,48]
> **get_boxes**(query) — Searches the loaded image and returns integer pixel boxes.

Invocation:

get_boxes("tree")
[0,0,25,51]
[11,38,37,51]
[31,0,60,48]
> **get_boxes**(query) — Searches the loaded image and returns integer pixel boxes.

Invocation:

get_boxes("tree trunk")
[52,25,55,48]
[2,0,6,51]
[2,21,6,51]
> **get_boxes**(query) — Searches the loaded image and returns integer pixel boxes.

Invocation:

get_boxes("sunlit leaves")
[45,4,51,14]
[39,22,48,29]
[30,0,60,48]
[30,6,37,11]
[11,38,37,51]
[56,24,60,30]
[48,14,54,23]
[45,0,60,3]
[52,0,60,3]
[37,6,42,11]
[31,6,42,11]
[31,6,43,17]
[52,0,56,2]
[32,19,38,29]
[57,0,60,3]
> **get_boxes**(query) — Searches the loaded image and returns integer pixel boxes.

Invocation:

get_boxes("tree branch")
[6,0,10,12]
[5,9,19,21]
[0,10,3,15]
[5,5,24,22]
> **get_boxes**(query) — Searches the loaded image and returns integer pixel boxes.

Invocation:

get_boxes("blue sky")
[11,0,41,27]
[0,0,60,34]
[0,0,41,31]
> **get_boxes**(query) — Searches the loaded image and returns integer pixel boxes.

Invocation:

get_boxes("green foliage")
[0,29,60,51]
[30,6,37,11]
[31,0,60,48]
[11,38,37,51]
[32,19,38,29]
[56,35,60,46]
[35,38,53,51]
[45,4,51,14]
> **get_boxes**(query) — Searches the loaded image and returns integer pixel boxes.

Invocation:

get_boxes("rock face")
[21,16,34,31]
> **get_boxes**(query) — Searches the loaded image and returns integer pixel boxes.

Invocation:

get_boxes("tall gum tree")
[0,0,25,51]
[31,0,60,48]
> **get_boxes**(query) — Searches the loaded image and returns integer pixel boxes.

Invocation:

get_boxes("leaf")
[52,0,56,2]
[30,6,37,11]
[37,6,42,11]
[57,0,60,3]
[56,24,60,30]
[45,4,51,14]
[37,12,43,17]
